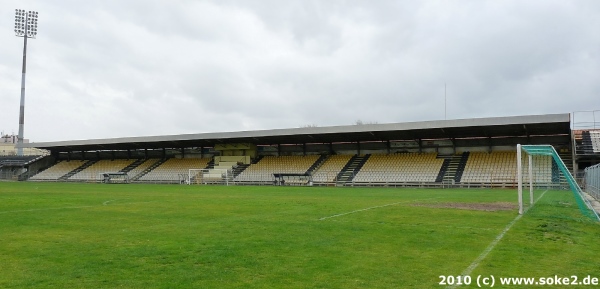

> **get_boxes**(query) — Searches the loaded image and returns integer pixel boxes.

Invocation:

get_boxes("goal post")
[188,168,232,185]
[98,172,129,184]
[516,145,536,214]
[517,144,599,221]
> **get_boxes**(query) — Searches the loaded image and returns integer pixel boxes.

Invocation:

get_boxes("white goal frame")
[516,144,534,215]
[517,144,600,221]
[98,172,129,184]
[188,168,231,186]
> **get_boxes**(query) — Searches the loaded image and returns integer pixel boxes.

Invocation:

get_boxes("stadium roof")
[21,113,570,153]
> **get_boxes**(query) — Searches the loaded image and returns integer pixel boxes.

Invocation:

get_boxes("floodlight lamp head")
[14,9,38,38]
[14,9,25,36]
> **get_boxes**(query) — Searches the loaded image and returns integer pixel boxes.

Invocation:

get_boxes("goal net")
[188,169,232,185]
[517,144,599,221]
[99,172,129,184]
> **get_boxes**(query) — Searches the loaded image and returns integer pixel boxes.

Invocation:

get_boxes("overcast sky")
[1,1,599,142]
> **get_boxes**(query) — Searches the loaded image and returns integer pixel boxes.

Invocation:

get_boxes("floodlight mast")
[14,9,38,156]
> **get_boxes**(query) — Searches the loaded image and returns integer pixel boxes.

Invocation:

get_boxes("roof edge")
[19,113,570,149]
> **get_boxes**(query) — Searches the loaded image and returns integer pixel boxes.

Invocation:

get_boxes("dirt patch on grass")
[413,202,516,212]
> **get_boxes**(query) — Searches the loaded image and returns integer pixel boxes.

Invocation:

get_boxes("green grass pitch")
[1,182,599,288]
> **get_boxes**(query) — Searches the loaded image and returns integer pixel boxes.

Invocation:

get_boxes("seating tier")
[312,155,352,183]
[30,160,87,180]
[235,155,320,183]
[353,153,444,183]
[590,130,600,153]
[461,152,515,183]
[69,159,136,181]
[138,158,211,182]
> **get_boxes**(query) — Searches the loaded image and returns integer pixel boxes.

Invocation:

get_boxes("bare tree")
[355,120,378,125]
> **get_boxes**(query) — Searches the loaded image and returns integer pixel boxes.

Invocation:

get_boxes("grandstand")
[235,155,321,185]
[126,159,160,180]
[137,158,211,183]
[9,113,598,189]
[29,160,87,181]
[311,154,353,185]
[69,159,136,181]
[591,130,600,153]
[353,153,444,185]
[573,127,600,179]
[23,151,526,187]
[461,151,517,186]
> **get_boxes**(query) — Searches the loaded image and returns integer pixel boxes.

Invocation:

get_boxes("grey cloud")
[1,0,599,142]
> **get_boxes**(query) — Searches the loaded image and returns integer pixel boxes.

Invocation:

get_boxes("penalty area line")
[0,200,154,214]
[318,197,438,221]
[447,189,549,289]
[0,205,96,214]
[103,199,118,206]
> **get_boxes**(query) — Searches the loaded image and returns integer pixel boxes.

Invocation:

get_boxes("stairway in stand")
[435,152,469,187]
[130,159,168,181]
[336,154,370,186]
[59,160,97,181]
[120,159,145,173]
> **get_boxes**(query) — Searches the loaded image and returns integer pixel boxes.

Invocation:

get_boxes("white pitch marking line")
[0,200,152,214]
[447,189,549,289]
[0,205,96,214]
[103,199,117,206]
[448,214,522,289]
[318,197,438,221]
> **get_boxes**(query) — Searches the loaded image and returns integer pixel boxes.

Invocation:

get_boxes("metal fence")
[584,163,600,200]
